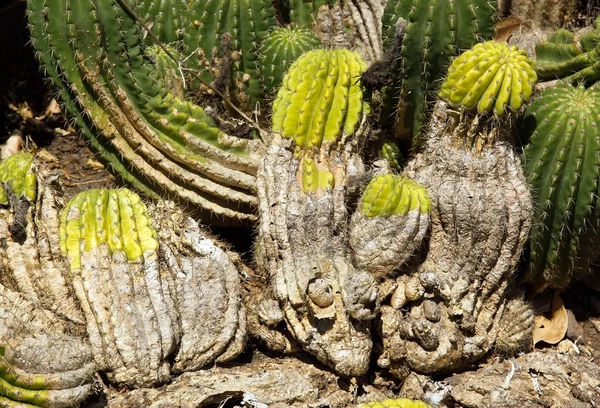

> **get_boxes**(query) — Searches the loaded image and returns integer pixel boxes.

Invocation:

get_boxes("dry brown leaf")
[533,291,568,346]
[494,16,526,42]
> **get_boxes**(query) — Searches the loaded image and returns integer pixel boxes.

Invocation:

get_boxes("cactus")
[535,16,600,84]
[439,41,537,115]
[146,44,185,99]
[381,0,497,149]
[0,153,36,205]
[182,0,277,111]
[258,27,322,96]
[128,0,185,44]
[506,0,578,28]
[254,48,431,377]
[349,174,430,277]
[522,83,600,290]
[378,42,534,377]
[359,399,432,408]
[286,0,332,26]
[27,0,261,225]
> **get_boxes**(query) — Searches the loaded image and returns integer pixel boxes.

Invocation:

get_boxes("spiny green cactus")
[285,0,332,26]
[522,83,600,290]
[146,44,185,99]
[359,174,430,217]
[128,0,185,44]
[381,0,497,149]
[535,16,600,84]
[378,142,404,172]
[258,27,322,96]
[272,48,368,150]
[0,344,92,408]
[59,189,158,271]
[182,0,277,110]
[27,0,260,225]
[271,48,368,194]
[0,153,36,205]
[359,398,432,408]
[439,41,537,115]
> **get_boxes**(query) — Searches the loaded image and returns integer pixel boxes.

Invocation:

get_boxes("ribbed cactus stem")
[439,41,537,115]
[258,27,322,95]
[381,0,497,148]
[522,83,600,290]
[27,0,261,225]
[0,153,36,205]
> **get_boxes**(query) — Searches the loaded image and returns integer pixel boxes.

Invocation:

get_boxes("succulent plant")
[258,27,322,96]
[522,83,600,290]
[505,0,579,28]
[378,41,535,377]
[439,41,537,115]
[359,399,432,408]
[535,16,600,84]
[0,152,36,205]
[0,156,247,395]
[380,0,497,149]
[27,0,261,225]
[253,48,431,377]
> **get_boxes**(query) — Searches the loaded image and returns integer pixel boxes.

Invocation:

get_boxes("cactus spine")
[27,0,261,225]
[381,0,497,149]
[522,83,600,290]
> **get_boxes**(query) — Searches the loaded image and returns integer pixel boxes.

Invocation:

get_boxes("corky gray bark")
[377,101,534,377]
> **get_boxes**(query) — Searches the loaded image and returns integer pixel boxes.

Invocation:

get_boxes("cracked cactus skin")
[27,0,261,225]
[522,84,600,290]
[535,17,600,85]
[350,174,430,277]
[381,0,497,149]
[378,99,533,376]
[439,41,537,115]
[255,48,428,377]
[258,27,322,96]
[0,153,36,205]
[359,398,432,408]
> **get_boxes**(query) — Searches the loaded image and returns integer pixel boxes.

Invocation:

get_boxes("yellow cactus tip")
[359,398,433,408]
[0,153,36,205]
[439,40,537,116]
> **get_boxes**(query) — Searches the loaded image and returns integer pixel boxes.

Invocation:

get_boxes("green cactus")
[0,153,36,205]
[59,189,158,271]
[0,344,93,408]
[360,174,430,218]
[535,16,600,84]
[381,0,497,149]
[128,0,185,44]
[379,142,404,172]
[522,83,600,290]
[359,399,432,408]
[27,0,260,225]
[284,0,332,26]
[182,0,277,111]
[258,27,322,96]
[439,41,537,115]
[146,44,185,99]
[272,48,369,149]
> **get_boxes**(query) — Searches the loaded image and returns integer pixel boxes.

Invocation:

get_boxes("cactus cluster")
[535,16,600,84]
[381,0,497,149]
[439,41,537,115]
[522,83,600,290]
[27,0,261,225]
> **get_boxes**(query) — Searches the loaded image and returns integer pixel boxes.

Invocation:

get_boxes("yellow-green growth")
[59,189,158,270]
[258,27,322,95]
[361,174,430,217]
[272,49,369,151]
[379,142,403,172]
[0,153,36,205]
[146,44,185,98]
[439,41,537,115]
[522,83,600,290]
[301,157,334,192]
[360,398,432,408]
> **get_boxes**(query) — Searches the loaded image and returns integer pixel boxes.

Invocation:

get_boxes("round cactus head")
[0,153,36,205]
[439,41,537,115]
[271,48,369,152]
[59,189,158,271]
[258,26,322,95]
